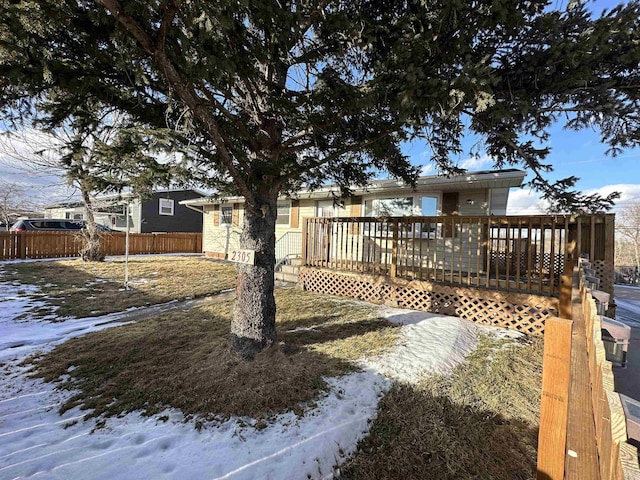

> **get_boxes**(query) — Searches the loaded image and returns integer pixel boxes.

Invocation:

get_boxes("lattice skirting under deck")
[299,267,559,335]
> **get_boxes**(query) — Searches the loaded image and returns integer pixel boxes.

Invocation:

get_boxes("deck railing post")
[301,218,308,267]
[324,219,331,266]
[560,219,578,318]
[390,218,399,278]
[604,215,615,315]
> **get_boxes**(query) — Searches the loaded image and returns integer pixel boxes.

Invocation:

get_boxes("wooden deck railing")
[303,214,614,298]
[0,231,202,260]
[537,259,640,479]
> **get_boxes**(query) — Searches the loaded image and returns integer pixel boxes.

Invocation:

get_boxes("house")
[180,169,526,260]
[44,189,204,234]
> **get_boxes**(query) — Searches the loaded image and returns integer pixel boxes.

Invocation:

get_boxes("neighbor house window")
[220,205,233,225]
[364,197,415,217]
[159,198,174,216]
[276,201,290,226]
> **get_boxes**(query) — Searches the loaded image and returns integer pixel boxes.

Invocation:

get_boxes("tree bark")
[231,191,278,359]
[80,187,105,262]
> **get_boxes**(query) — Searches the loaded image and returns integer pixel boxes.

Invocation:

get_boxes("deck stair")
[275,256,302,283]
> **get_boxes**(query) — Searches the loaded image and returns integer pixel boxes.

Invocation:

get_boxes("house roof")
[44,188,207,209]
[180,169,526,206]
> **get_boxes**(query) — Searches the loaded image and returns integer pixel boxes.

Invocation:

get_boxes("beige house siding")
[489,188,510,216]
[202,204,242,255]
[457,190,489,216]
[203,200,310,256]
[203,197,359,257]
[299,199,316,222]
[201,188,508,258]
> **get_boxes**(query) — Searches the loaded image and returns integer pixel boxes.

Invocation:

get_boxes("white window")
[220,205,233,225]
[316,199,346,218]
[159,198,174,216]
[276,201,290,226]
[364,197,416,217]
[364,196,440,237]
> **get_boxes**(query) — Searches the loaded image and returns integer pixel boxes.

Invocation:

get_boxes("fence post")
[537,316,573,480]
[390,218,399,278]
[17,232,27,259]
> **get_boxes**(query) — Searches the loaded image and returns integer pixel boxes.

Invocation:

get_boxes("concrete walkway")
[613,286,640,401]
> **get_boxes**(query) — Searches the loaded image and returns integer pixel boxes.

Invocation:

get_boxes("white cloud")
[584,184,640,201]
[459,154,494,171]
[584,184,640,213]
[506,188,549,215]
[420,163,435,176]
[506,184,640,216]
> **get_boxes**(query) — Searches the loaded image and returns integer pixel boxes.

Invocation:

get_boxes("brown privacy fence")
[0,231,202,260]
[537,259,640,480]
[303,214,615,298]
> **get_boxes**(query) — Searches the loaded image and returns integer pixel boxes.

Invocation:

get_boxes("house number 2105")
[229,249,255,265]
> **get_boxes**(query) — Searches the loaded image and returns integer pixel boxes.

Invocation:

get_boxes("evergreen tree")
[1,0,638,357]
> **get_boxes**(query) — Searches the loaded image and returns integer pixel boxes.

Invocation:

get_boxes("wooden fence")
[0,231,202,260]
[537,259,640,479]
[303,214,615,298]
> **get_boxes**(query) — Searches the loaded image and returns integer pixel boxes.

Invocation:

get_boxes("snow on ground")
[0,273,520,480]
[0,365,387,480]
[365,308,522,384]
[615,298,640,328]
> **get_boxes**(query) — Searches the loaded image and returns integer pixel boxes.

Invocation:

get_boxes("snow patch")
[363,308,523,383]
[0,273,531,479]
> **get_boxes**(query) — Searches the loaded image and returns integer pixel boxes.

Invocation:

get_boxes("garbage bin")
[591,289,610,316]
[620,394,640,446]
[584,275,600,290]
[601,316,631,367]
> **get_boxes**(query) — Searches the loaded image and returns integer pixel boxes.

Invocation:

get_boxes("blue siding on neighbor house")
[139,191,203,233]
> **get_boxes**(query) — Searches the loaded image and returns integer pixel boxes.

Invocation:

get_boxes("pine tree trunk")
[80,187,105,262]
[231,194,278,359]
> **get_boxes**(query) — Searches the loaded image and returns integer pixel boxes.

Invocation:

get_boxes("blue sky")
[2,0,638,214]
[404,123,640,215]
[404,0,640,215]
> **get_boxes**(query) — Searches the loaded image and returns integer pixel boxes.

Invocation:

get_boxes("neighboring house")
[44,189,204,234]
[181,169,526,260]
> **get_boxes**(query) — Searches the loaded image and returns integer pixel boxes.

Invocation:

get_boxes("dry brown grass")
[2,256,236,319]
[30,289,399,422]
[341,335,543,480]
[15,257,543,477]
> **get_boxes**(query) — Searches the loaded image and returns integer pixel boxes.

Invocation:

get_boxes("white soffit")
[180,169,526,205]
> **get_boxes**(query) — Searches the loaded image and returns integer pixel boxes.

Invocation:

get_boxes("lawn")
[1,255,237,319]
[342,335,543,480]
[1,255,543,479]
[31,288,400,422]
